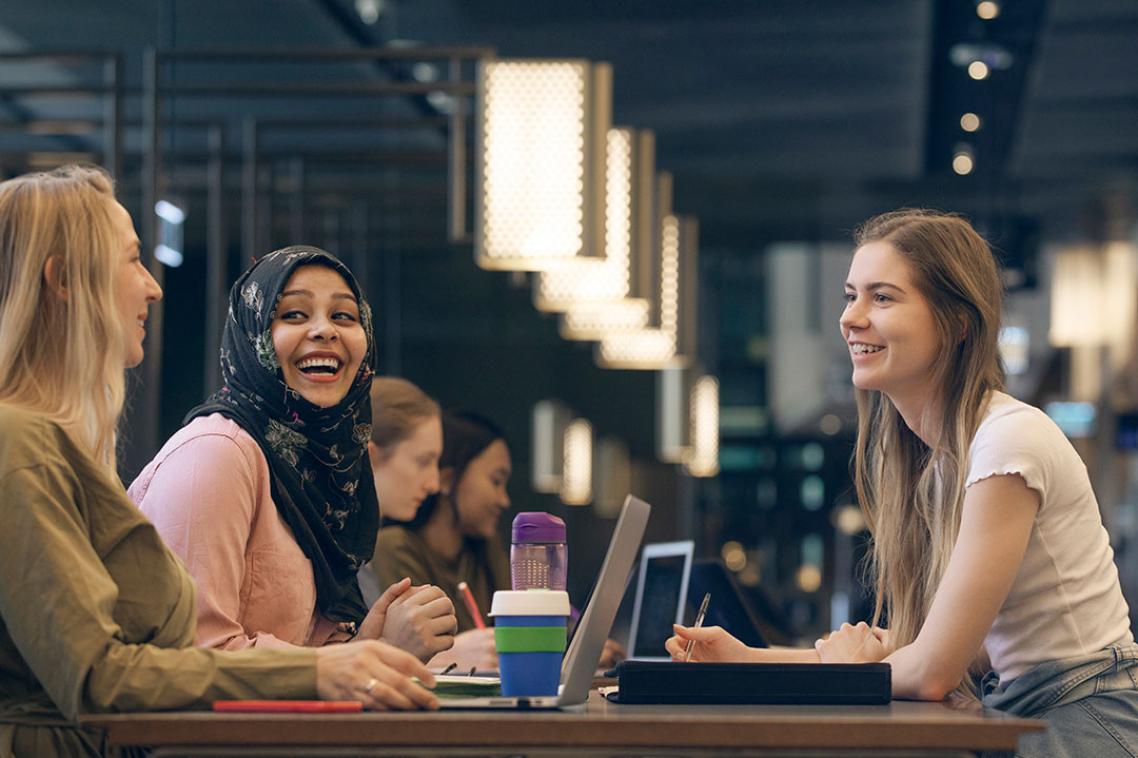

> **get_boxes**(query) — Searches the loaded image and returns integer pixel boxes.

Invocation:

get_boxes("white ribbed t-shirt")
[967,391,1133,683]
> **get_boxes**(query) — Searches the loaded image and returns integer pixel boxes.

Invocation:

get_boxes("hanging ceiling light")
[596,210,699,370]
[657,365,691,464]
[593,436,631,518]
[476,59,611,272]
[684,375,720,478]
[531,399,572,493]
[557,130,657,340]
[561,418,594,505]
[534,128,633,312]
[1049,246,1106,348]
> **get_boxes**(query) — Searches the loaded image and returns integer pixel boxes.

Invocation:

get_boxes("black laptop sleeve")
[607,660,891,705]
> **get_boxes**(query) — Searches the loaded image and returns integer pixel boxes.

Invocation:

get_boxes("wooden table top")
[82,692,1044,752]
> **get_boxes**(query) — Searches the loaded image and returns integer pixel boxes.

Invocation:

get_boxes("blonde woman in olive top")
[0,167,436,756]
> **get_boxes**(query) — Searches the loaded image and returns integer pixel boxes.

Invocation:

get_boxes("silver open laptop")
[437,494,651,709]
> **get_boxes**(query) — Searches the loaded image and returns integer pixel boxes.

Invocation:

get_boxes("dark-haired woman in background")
[372,411,511,670]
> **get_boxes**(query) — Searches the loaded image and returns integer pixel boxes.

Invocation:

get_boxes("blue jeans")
[980,643,1138,758]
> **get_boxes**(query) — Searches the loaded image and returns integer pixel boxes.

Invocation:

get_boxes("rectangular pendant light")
[475,59,611,272]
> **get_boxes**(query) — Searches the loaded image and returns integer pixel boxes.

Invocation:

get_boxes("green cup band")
[494,626,566,653]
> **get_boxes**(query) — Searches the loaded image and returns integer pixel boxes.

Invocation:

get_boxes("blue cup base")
[498,652,562,697]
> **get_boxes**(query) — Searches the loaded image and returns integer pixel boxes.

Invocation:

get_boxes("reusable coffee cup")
[489,590,570,697]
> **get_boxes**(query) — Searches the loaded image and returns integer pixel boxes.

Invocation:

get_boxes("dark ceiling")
[3,0,1136,246]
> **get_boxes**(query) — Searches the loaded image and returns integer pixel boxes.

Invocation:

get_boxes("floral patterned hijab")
[185,245,378,624]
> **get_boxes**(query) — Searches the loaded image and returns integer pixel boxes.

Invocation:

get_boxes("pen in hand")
[457,581,486,630]
[683,592,712,663]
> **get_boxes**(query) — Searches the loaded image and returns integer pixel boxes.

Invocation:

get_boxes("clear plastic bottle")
[510,512,567,591]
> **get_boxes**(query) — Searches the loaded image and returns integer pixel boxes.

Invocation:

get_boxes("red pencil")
[213,700,363,713]
[457,581,486,629]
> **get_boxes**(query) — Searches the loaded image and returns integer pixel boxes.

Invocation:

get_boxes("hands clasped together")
[813,621,890,663]
[320,577,456,710]
[358,577,459,663]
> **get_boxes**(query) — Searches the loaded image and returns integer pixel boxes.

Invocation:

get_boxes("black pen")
[683,592,711,663]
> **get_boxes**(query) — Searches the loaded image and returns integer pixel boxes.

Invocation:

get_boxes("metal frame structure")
[2,45,494,472]
[135,46,492,464]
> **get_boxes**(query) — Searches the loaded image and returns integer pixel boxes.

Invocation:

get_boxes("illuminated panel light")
[968,60,990,80]
[476,59,611,271]
[1050,247,1103,347]
[657,366,690,464]
[561,419,593,505]
[535,128,633,311]
[560,131,657,341]
[660,215,680,333]
[532,400,572,493]
[155,199,186,268]
[593,436,630,518]
[597,329,677,368]
[595,214,684,369]
[684,375,719,478]
[154,244,184,268]
[558,299,650,341]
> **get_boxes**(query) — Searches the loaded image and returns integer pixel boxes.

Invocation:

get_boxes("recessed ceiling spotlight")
[968,61,990,80]
[960,112,982,132]
[976,1,1000,20]
[953,145,975,175]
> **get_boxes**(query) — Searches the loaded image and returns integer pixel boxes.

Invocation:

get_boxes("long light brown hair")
[851,210,1005,692]
[0,165,128,467]
[369,377,441,456]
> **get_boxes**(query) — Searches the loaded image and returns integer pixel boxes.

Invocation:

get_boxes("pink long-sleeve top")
[128,413,339,650]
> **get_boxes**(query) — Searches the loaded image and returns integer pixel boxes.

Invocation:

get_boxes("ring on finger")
[362,677,379,695]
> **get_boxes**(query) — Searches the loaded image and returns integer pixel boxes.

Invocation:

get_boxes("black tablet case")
[609,661,891,705]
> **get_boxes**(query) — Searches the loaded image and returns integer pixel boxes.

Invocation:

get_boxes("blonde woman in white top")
[669,210,1136,758]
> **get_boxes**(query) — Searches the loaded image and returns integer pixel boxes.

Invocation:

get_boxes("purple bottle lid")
[511,512,566,544]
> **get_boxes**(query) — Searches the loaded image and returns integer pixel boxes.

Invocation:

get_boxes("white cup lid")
[489,590,571,617]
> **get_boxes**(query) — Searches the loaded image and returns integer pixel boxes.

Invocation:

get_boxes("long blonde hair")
[851,210,1004,687]
[0,165,128,468]
[369,377,440,455]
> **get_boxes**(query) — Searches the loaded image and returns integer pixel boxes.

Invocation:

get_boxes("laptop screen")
[628,541,693,660]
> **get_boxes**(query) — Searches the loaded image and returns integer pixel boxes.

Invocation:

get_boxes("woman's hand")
[315,639,438,710]
[664,624,751,663]
[357,577,411,641]
[383,584,457,662]
[358,579,458,662]
[598,638,626,669]
[814,622,888,663]
[427,628,498,672]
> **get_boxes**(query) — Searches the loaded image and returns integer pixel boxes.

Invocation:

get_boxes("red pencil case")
[213,700,363,713]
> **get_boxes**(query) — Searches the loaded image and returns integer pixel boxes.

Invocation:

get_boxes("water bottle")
[510,512,567,591]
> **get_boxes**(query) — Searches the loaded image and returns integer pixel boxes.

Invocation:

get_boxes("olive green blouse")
[0,405,316,757]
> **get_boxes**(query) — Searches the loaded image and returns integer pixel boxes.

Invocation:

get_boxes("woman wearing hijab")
[131,246,456,661]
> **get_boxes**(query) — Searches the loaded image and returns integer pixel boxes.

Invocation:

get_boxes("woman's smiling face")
[839,241,942,406]
[271,265,367,408]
